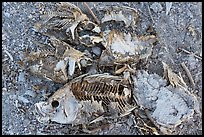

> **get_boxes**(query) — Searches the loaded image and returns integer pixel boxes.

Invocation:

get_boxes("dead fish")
[99,5,139,28]
[34,73,136,124]
[101,30,156,65]
[23,37,91,83]
[38,2,88,39]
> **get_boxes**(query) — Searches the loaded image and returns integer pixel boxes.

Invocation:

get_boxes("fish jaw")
[34,102,53,123]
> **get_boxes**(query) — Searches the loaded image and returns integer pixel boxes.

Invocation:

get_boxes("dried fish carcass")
[34,73,137,124]
[34,2,89,42]
[99,5,139,28]
[35,2,103,46]
[23,37,91,83]
[99,30,156,66]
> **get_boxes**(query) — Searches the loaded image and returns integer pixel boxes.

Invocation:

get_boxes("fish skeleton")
[34,73,136,124]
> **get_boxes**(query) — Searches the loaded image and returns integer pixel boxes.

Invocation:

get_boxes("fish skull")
[34,85,80,124]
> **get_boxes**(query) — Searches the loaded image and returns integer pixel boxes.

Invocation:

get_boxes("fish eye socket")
[51,100,59,108]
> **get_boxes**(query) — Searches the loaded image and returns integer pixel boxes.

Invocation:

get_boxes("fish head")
[34,85,79,124]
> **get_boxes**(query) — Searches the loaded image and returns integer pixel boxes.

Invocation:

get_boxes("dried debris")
[132,70,200,135]
[177,47,202,60]
[4,49,14,61]
[180,62,195,88]
[162,62,187,89]
[83,2,100,24]
[188,24,197,37]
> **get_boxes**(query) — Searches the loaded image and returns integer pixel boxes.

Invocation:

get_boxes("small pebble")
[2,88,7,92]
[151,96,158,101]
[2,34,6,41]
[18,72,25,82]
[18,95,30,104]
[92,46,102,56]
[127,117,134,126]
[4,12,10,18]
[80,59,87,67]
[24,90,36,98]
[165,2,172,15]
[150,2,163,13]
[3,2,7,6]
[28,14,32,19]
[23,119,30,127]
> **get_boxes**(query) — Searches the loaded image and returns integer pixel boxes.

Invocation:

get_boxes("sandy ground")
[2,2,202,135]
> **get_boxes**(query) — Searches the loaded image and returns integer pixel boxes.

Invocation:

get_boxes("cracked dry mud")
[2,2,202,135]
